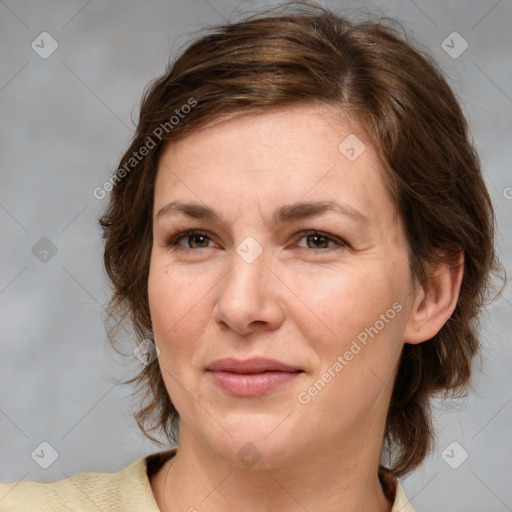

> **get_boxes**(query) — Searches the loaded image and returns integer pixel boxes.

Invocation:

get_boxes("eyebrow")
[156,200,369,225]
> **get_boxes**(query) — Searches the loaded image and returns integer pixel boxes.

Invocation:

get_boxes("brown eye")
[296,230,346,251]
[165,230,214,250]
[305,234,330,249]
[183,233,210,249]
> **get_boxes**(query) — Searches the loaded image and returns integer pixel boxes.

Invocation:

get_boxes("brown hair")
[99,0,502,478]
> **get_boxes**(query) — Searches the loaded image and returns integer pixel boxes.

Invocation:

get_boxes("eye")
[164,230,215,250]
[163,229,346,252]
[295,230,346,251]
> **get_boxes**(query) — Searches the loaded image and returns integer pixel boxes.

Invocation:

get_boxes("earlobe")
[403,251,464,345]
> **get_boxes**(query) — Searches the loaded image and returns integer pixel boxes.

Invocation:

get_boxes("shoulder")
[0,450,175,512]
[392,481,416,512]
[1,450,413,511]
[380,469,416,512]
[0,463,144,512]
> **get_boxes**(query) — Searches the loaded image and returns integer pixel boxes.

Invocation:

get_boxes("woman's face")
[148,104,417,467]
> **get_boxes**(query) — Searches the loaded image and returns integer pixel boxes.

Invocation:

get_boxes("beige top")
[0,449,415,511]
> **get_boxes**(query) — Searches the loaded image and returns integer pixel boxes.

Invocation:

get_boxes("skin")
[147,103,463,512]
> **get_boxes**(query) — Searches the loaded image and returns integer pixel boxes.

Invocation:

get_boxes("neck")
[151,426,393,512]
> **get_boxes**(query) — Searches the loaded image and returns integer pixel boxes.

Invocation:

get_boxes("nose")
[212,243,285,337]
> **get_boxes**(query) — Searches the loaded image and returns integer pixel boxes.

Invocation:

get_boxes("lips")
[207,357,303,397]
[207,357,302,373]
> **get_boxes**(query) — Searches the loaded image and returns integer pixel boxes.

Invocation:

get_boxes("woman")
[0,1,500,510]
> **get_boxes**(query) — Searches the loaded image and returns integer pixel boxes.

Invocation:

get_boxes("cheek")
[291,270,404,419]
[291,263,407,397]
[148,263,210,354]
[288,264,399,342]
[147,265,209,412]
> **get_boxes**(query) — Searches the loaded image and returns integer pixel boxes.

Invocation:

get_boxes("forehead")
[154,104,396,229]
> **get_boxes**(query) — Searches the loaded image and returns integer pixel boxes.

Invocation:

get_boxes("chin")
[197,414,305,469]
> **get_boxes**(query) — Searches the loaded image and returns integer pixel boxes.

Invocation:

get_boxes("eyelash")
[163,229,347,253]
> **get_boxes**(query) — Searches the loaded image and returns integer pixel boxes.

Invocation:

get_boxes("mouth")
[206,357,304,397]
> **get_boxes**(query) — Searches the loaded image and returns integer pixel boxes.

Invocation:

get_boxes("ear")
[403,251,464,345]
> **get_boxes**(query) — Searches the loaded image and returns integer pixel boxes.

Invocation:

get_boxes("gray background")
[0,0,511,510]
